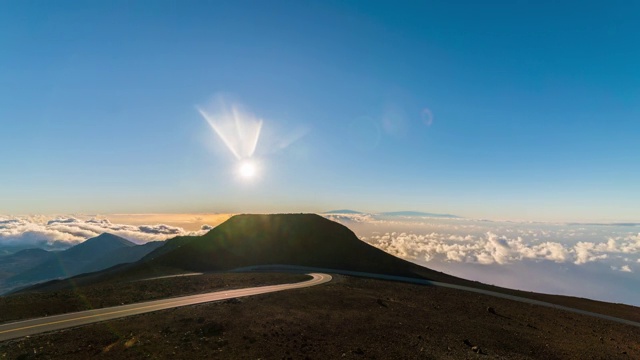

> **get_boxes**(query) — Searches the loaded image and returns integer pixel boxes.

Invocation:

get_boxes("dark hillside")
[12,214,640,326]
[5,234,158,292]
[0,249,54,277]
[0,249,56,293]
[145,214,444,280]
[79,241,164,274]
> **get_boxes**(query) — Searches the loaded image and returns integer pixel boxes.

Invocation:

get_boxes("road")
[0,273,332,342]
[2,264,639,343]
[234,265,640,329]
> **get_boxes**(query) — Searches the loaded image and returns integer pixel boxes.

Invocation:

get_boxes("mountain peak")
[88,233,135,245]
[323,209,363,214]
[65,233,135,257]
[380,211,460,218]
[144,213,439,279]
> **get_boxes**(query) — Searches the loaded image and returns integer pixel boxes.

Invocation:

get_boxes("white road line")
[0,273,332,342]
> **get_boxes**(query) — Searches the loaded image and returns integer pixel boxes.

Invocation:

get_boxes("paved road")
[3,264,638,344]
[0,273,332,342]
[234,265,640,329]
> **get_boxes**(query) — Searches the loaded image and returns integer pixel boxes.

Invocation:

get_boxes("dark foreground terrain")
[1,273,638,359]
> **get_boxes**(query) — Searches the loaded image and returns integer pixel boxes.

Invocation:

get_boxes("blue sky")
[1,1,639,221]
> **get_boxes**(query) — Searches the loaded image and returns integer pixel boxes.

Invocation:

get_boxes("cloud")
[330,214,640,305]
[323,213,376,223]
[573,241,608,265]
[47,218,80,225]
[611,265,633,273]
[138,224,184,235]
[0,216,211,251]
[367,230,639,270]
[326,214,640,274]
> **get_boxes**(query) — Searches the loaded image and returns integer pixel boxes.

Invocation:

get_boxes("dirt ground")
[0,273,309,323]
[1,274,639,359]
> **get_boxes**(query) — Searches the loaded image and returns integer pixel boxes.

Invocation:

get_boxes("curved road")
[0,273,332,342]
[2,265,639,343]
[234,265,640,329]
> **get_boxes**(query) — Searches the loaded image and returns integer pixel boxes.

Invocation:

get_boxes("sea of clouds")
[325,213,640,306]
[2,213,639,305]
[0,216,211,251]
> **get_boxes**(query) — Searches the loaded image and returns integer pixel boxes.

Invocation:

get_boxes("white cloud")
[342,214,640,272]
[0,215,210,250]
[367,230,587,266]
[326,214,640,305]
[323,213,376,223]
[573,241,608,265]
[612,265,633,273]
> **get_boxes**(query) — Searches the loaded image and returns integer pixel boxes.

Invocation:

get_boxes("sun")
[238,160,257,179]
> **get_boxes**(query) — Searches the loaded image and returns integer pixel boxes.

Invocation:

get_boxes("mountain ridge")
[323,210,460,218]
[1,233,162,294]
[141,214,460,283]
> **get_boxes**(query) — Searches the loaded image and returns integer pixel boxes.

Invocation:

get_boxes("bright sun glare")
[239,160,257,179]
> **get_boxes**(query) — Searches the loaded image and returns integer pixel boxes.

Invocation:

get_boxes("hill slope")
[79,241,164,275]
[0,249,56,292]
[4,234,160,293]
[143,214,453,281]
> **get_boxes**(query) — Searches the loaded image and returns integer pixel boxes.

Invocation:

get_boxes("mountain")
[3,233,160,294]
[0,248,56,285]
[380,211,460,218]
[323,209,363,214]
[0,245,50,256]
[14,214,485,295]
[141,214,455,281]
[78,241,164,275]
[323,210,460,218]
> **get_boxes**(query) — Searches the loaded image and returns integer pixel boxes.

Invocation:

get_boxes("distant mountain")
[0,241,80,255]
[0,248,56,285]
[2,234,161,294]
[0,245,50,256]
[78,241,164,275]
[14,214,498,296]
[322,210,460,218]
[141,214,458,282]
[323,210,363,214]
[380,211,460,218]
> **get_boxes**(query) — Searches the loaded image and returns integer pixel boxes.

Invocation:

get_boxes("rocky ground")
[0,272,309,323]
[1,273,639,359]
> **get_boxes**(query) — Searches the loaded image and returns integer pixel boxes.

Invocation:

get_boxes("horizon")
[2,211,639,306]
[1,213,639,357]
[2,210,640,225]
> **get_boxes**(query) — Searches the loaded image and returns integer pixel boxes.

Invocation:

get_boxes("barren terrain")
[1,274,638,359]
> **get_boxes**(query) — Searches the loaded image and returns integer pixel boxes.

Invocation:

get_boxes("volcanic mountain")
[0,249,55,284]
[141,213,456,282]
[4,234,163,293]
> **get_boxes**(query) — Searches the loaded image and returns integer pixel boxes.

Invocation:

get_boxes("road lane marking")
[0,273,330,339]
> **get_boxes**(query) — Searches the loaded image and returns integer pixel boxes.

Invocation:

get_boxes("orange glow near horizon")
[97,213,234,231]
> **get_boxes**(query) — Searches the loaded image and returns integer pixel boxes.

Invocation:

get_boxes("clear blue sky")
[1,1,638,221]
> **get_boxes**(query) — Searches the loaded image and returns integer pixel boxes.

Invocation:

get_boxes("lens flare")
[198,98,266,182]
[421,108,434,127]
[198,102,263,160]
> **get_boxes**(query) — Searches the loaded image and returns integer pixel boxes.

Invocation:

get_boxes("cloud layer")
[366,230,640,270]
[0,216,210,251]
[325,213,640,272]
[325,213,640,305]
